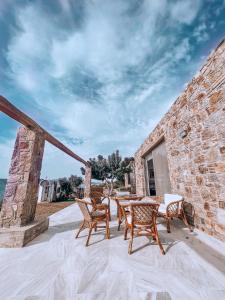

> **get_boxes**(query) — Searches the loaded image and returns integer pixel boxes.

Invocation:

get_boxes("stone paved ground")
[0,202,225,300]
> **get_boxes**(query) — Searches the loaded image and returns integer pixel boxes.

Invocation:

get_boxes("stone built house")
[134,38,225,242]
[0,39,224,247]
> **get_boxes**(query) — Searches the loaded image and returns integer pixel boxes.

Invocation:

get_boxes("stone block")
[0,218,49,248]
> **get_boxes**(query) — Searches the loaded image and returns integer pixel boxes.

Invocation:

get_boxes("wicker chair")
[121,202,165,255]
[90,191,111,220]
[75,198,110,246]
[112,195,143,230]
[158,194,193,233]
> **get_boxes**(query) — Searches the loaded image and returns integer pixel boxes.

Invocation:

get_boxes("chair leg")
[154,225,165,255]
[124,226,128,240]
[166,218,171,233]
[128,228,134,255]
[108,199,111,221]
[181,209,193,232]
[118,219,122,231]
[86,224,94,247]
[75,220,85,238]
[106,216,110,239]
[117,207,123,231]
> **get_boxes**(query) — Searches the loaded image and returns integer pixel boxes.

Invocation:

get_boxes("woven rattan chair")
[112,195,143,230]
[121,202,165,255]
[158,194,193,233]
[90,191,111,219]
[75,198,110,246]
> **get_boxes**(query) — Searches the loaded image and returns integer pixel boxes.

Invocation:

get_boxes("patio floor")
[0,202,225,300]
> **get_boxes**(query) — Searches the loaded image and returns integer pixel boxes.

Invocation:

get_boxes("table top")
[119,198,157,207]
[111,194,144,201]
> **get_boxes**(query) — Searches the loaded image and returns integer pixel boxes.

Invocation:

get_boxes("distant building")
[38,179,60,202]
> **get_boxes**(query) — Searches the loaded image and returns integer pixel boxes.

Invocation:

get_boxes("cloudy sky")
[0,0,225,179]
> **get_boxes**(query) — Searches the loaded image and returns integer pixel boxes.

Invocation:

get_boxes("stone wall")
[135,39,225,241]
[0,126,45,227]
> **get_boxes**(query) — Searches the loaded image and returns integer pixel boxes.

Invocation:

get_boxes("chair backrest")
[90,191,104,205]
[130,203,159,225]
[164,194,183,206]
[91,186,104,193]
[76,198,92,221]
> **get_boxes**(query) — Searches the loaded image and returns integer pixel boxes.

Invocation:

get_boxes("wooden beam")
[0,95,87,166]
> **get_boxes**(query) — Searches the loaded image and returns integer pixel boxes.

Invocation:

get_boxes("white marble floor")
[0,202,225,300]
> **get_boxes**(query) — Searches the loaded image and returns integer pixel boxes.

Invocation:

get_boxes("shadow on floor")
[27,214,122,246]
[28,213,225,276]
[27,220,82,246]
[161,218,225,275]
[75,225,125,246]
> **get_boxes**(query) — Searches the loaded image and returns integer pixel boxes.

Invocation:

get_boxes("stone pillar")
[124,173,129,188]
[129,161,136,194]
[84,165,92,198]
[130,173,136,194]
[0,126,45,227]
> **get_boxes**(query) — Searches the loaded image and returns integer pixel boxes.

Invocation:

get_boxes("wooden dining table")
[111,194,145,230]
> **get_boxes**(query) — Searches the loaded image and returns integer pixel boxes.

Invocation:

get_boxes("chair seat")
[158,204,167,214]
[164,194,183,206]
[127,215,132,224]
[95,203,108,210]
[91,210,106,218]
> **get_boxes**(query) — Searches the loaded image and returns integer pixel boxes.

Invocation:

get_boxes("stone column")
[84,165,92,198]
[0,126,45,227]
[124,173,129,188]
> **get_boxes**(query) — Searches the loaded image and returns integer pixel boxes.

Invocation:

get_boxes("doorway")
[145,140,171,196]
[146,158,156,195]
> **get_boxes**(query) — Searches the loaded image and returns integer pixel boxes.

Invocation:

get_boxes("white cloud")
[0,0,13,18]
[0,138,14,178]
[58,0,72,13]
[2,0,202,178]
[170,0,202,25]
[193,23,209,43]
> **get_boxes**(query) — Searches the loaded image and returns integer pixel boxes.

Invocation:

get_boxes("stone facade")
[0,126,45,227]
[135,39,225,241]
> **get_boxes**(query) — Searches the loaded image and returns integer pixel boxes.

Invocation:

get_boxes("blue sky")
[0,0,225,179]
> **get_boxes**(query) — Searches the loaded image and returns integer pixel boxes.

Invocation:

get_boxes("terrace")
[0,35,224,300]
[0,202,224,299]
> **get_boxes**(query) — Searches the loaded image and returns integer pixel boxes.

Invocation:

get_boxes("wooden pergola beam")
[0,95,88,166]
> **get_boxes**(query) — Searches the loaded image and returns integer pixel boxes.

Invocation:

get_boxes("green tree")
[81,150,133,195]
[58,177,72,200]
[68,175,83,190]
